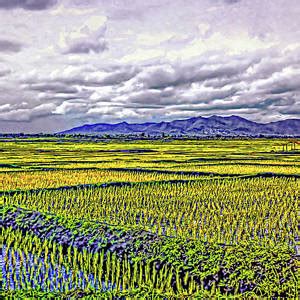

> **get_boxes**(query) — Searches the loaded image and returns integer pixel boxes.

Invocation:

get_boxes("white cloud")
[137,32,174,46]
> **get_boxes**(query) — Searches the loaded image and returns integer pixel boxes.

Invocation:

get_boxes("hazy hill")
[60,115,300,136]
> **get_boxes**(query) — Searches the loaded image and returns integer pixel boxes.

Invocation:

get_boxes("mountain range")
[60,115,300,137]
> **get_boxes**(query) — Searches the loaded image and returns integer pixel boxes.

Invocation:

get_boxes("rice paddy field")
[1,137,299,298]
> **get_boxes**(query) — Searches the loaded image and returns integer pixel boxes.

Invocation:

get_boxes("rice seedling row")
[3,177,298,246]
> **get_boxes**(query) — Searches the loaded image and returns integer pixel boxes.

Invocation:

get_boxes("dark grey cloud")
[24,82,79,94]
[106,1,172,20]
[134,58,256,90]
[0,39,22,52]
[22,65,139,88]
[0,0,57,10]
[64,39,108,55]
[0,103,56,122]
[279,101,300,115]
[0,70,9,77]
[269,78,300,95]
[38,89,93,102]
[63,20,108,55]
[14,46,300,128]
[126,86,238,107]
[181,88,238,104]
[254,72,300,96]
[99,67,139,85]
[224,0,241,4]
[0,65,11,77]
[0,82,35,106]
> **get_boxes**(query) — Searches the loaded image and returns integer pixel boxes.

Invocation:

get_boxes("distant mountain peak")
[59,115,300,137]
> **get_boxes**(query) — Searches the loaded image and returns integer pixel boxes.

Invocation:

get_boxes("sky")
[0,0,299,133]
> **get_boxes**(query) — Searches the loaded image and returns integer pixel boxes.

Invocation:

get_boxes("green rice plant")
[0,169,201,192]
[3,177,298,245]
[1,138,299,298]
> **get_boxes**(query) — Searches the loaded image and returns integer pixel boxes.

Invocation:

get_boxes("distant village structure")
[282,139,300,152]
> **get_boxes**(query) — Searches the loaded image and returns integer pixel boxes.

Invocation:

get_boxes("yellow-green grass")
[0,169,202,191]
[1,139,299,172]
[164,164,300,175]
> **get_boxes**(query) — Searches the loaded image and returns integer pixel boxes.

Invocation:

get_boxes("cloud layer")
[0,0,299,132]
[0,39,23,52]
[0,0,57,10]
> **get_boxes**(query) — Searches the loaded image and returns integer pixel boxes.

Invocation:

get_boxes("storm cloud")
[0,63,11,77]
